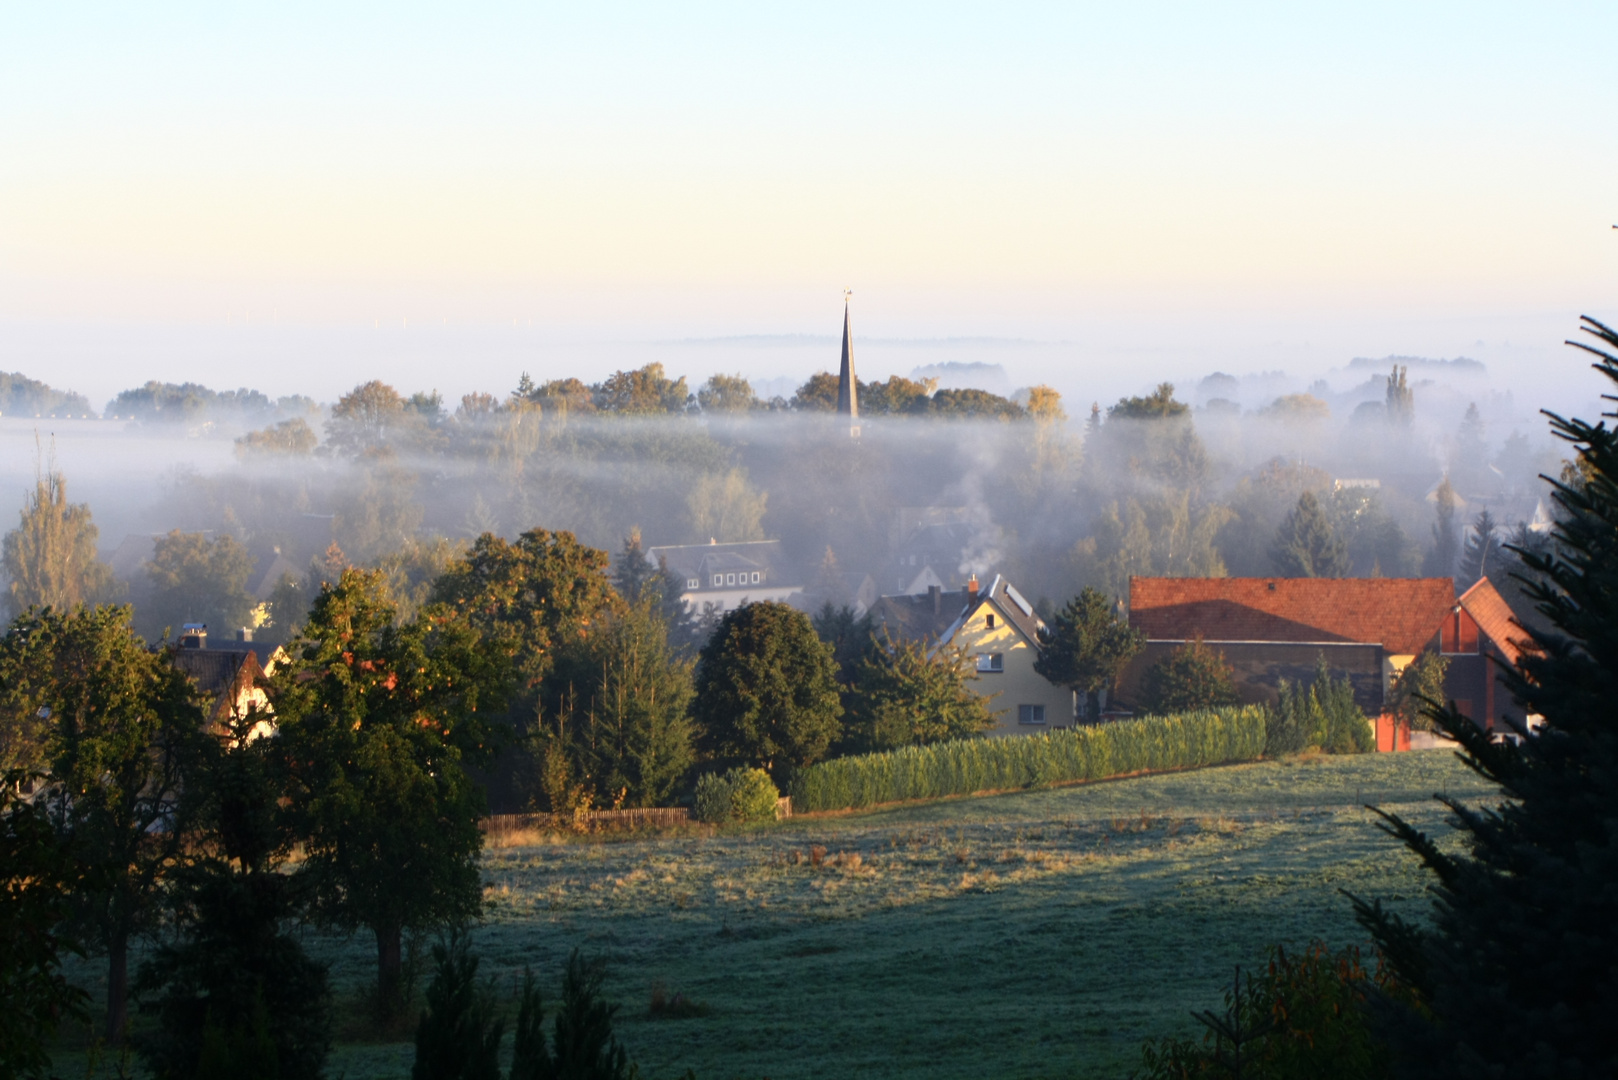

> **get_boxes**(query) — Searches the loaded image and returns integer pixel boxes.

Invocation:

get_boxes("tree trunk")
[376,923,403,1014]
[106,930,128,1042]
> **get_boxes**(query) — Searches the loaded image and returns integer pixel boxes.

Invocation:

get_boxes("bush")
[693,767,780,824]
[1140,636,1241,714]
[1137,942,1410,1079]
[789,706,1266,813]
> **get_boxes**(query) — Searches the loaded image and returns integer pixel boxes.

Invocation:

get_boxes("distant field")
[293,751,1491,1080]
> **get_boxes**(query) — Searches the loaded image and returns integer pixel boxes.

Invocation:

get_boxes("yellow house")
[871,574,1075,736]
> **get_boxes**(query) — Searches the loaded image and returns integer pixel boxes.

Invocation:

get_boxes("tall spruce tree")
[1353,314,1618,1076]
[1269,491,1350,578]
[1456,508,1499,589]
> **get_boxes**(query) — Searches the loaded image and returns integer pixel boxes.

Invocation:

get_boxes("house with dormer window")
[645,539,805,616]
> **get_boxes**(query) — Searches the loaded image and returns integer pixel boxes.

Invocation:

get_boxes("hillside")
[291,751,1490,1080]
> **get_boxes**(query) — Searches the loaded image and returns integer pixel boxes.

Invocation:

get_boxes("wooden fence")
[482,807,692,834]
[483,796,792,834]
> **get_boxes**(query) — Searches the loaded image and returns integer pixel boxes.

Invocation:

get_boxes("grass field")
[59,750,1495,1080]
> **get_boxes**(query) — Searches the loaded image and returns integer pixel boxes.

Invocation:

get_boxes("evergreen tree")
[611,530,658,606]
[1270,655,1372,756]
[693,602,842,778]
[542,601,696,809]
[1,465,118,619]
[844,637,995,751]
[134,703,330,1080]
[1034,587,1144,720]
[1139,636,1240,714]
[1269,491,1350,578]
[1423,476,1460,579]
[412,931,503,1080]
[1352,315,1618,1075]
[1456,508,1499,589]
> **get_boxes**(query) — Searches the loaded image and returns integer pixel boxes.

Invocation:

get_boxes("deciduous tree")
[2,466,118,619]
[1,773,90,1079]
[273,569,504,1013]
[1,605,200,1040]
[141,530,257,641]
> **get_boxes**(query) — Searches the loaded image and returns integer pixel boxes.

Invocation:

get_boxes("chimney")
[237,627,254,643]
[967,574,979,599]
[929,583,941,615]
[179,623,208,649]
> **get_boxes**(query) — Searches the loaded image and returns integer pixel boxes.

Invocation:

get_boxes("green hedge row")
[788,706,1269,813]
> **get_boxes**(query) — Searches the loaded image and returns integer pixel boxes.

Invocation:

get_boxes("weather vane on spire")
[844,287,852,304]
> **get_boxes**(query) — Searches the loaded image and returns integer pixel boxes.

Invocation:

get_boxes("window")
[985,614,996,629]
[687,578,699,589]
[1018,704,1046,724]
[713,575,722,587]
[726,573,736,585]
[976,653,1003,673]
[751,572,761,583]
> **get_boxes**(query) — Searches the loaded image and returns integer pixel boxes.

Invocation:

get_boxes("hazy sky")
[3,3,1616,412]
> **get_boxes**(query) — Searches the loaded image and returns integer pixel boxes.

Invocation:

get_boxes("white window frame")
[726,573,736,585]
[713,575,722,587]
[687,578,699,589]
[976,653,1004,673]
[1018,704,1046,724]
[751,571,761,583]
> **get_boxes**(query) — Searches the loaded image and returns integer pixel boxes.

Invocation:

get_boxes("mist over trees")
[0,354,1569,665]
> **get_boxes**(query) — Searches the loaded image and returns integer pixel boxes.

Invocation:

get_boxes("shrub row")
[788,705,1269,813]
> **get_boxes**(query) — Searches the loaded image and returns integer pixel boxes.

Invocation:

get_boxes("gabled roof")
[870,587,972,645]
[171,646,275,723]
[1128,576,1456,656]
[1459,577,1531,665]
[936,574,1047,652]
[646,539,799,584]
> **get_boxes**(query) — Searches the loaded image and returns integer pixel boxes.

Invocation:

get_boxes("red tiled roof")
[1129,577,1457,655]
[1459,577,1531,665]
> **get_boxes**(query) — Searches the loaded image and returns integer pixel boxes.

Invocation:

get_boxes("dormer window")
[726,573,736,585]
[713,575,722,587]
[751,572,761,583]
[687,578,699,589]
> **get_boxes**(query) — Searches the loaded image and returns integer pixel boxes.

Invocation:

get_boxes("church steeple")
[836,289,859,432]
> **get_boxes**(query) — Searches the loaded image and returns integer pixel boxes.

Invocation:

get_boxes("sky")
[3,2,1617,414]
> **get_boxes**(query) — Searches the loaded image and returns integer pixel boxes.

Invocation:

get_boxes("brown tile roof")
[1459,577,1531,665]
[1128,576,1456,655]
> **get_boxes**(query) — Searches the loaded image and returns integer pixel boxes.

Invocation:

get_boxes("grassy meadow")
[56,751,1494,1080]
[315,751,1489,1080]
